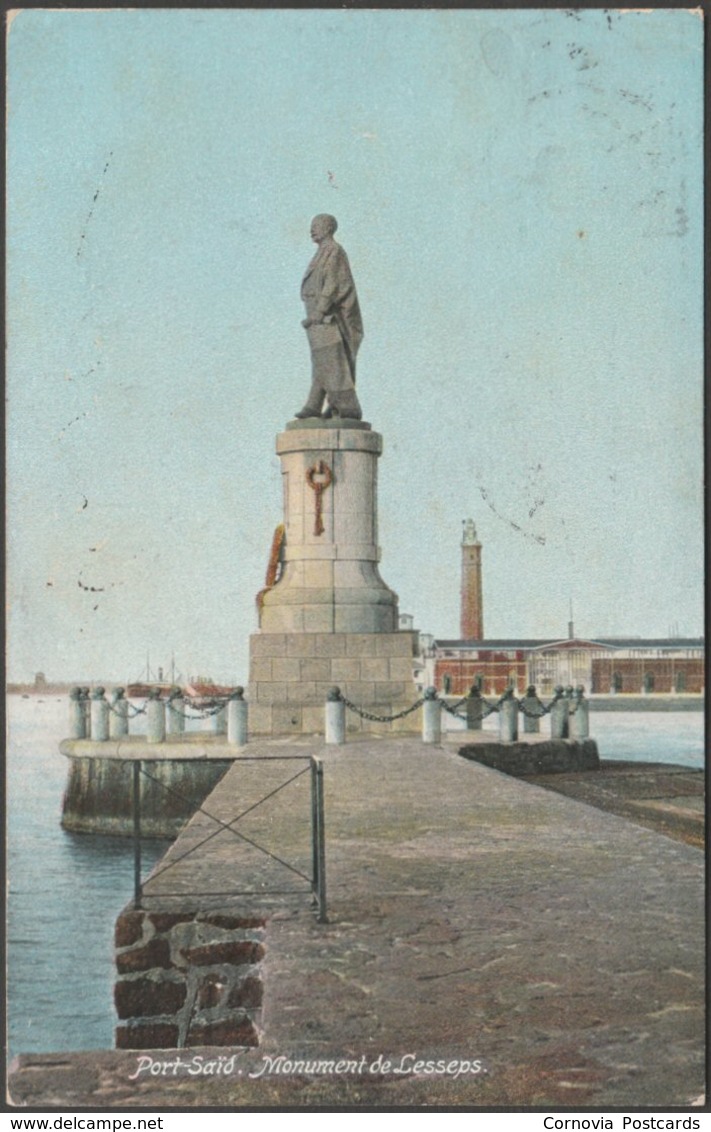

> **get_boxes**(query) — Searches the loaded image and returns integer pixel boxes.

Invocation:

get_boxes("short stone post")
[325,686,345,745]
[466,685,483,731]
[499,689,518,742]
[228,687,248,746]
[146,689,166,744]
[90,687,110,741]
[68,687,86,739]
[166,687,185,736]
[569,685,590,740]
[211,699,227,735]
[520,685,541,734]
[422,687,441,744]
[549,686,568,739]
[109,687,129,738]
[81,687,91,737]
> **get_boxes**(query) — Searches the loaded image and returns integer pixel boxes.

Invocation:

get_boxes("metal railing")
[130,755,326,922]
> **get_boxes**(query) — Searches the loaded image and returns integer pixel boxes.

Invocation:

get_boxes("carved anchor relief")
[306,460,333,536]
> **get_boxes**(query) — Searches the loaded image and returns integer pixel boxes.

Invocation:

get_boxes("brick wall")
[114,909,265,1049]
[435,655,527,697]
[591,658,704,694]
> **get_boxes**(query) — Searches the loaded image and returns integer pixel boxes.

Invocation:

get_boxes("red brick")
[203,914,266,931]
[227,975,263,1010]
[115,911,145,948]
[198,973,225,1009]
[116,937,173,974]
[114,977,186,1020]
[180,941,265,966]
[149,912,196,932]
[116,1021,179,1050]
[186,1016,259,1047]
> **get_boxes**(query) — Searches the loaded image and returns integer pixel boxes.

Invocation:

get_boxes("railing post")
[80,687,91,737]
[109,687,129,738]
[310,758,319,907]
[146,689,166,744]
[90,686,110,741]
[499,689,518,741]
[69,687,86,739]
[466,685,483,731]
[520,685,541,734]
[166,687,185,736]
[315,759,327,922]
[422,686,441,744]
[325,687,345,745]
[211,699,227,735]
[132,760,142,909]
[569,685,590,740]
[549,686,568,739]
[227,687,248,746]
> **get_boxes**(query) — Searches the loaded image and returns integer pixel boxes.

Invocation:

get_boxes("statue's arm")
[314,249,353,319]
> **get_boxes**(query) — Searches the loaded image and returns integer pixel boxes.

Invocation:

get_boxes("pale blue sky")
[7,8,703,682]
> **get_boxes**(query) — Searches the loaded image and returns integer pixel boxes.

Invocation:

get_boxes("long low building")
[430,637,705,697]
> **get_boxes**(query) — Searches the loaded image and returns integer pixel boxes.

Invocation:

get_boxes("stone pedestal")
[249,420,418,734]
[259,420,397,634]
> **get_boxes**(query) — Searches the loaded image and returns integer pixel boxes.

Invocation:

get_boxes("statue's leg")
[330,387,362,420]
[295,380,326,419]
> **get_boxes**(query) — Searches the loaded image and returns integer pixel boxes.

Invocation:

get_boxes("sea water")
[7,696,166,1062]
[6,694,704,1061]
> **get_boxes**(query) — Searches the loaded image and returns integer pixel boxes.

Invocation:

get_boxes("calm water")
[6,695,704,1061]
[7,696,166,1062]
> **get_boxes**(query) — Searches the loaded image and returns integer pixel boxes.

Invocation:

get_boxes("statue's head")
[310,214,338,242]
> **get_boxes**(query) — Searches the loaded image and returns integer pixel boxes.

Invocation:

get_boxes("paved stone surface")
[8,738,705,1109]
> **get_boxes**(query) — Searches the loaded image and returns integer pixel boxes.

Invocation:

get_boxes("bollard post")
[109,687,129,738]
[466,685,483,731]
[69,687,86,738]
[133,760,142,909]
[422,687,441,744]
[227,687,248,746]
[520,685,541,734]
[166,687,185,736]
[211,700,227,735]
[90,687,110,741]
[146,689,166,744]
[549,686,568,739]
[81,687,91,737]
[325,687,345,745]
[499,689,518,741]
[315,759,327,922]
[569,685,590,740]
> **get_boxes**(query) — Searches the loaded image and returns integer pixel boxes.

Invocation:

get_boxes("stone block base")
[248,631,420,735]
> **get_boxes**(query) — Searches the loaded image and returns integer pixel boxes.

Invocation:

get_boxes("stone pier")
[9,738,704,1108]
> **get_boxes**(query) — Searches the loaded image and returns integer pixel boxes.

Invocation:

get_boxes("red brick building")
[433,638,704,697]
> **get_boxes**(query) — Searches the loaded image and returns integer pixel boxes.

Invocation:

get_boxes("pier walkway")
[9,737,705,1109]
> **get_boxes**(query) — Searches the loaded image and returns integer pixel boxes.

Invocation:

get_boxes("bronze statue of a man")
[296,215,363,420]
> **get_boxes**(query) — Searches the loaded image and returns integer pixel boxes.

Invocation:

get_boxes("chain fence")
[337,686,578,724]
[73,683,585,738]
[340,694,427,724]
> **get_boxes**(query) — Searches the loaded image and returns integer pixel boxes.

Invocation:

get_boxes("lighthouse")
[460,519,484,640]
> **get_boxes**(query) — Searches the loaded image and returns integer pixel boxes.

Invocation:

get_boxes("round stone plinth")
[260,425,398,634]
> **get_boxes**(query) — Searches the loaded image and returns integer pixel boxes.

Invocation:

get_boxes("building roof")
[434,637,704,652]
